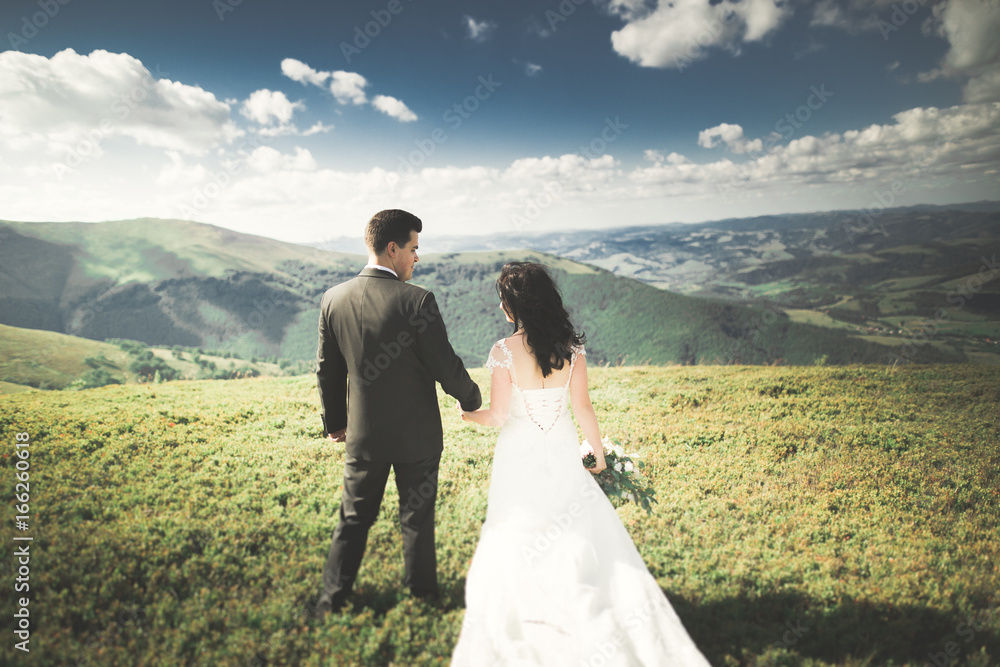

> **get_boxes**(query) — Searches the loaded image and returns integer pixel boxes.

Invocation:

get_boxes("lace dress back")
[485,336,582,433]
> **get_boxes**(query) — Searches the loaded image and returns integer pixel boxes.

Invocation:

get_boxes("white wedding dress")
[451,339,711,666]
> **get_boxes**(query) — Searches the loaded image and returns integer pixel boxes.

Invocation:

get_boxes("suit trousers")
[319,453,441,610]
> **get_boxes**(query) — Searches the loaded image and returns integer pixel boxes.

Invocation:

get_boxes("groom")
[314,209,482,616]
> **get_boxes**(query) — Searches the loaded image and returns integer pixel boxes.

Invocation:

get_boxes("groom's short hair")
[365,209,422,254]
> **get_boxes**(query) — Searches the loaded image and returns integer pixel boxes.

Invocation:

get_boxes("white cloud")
[912,0,1000,102]
[697,123,764,154]
[6,98,998,240]
[635,102,1000,197]
[303,121,335,136]
[280,57,331,87]
[240,89,304,125]
[503,154,620,187]
[247,146,317,173]
[964,69,1000,103]
[0,48,240,155]
[371,95,418,122]
[156,150,212,187]
[524,62,543,76]
[525,16,552,38]
[278,57,415,122]
[933,0,1000,71]
[808,0,895,32]
[464,15,497,42]
[329,71,369,105]
[808,1,1000,103]
[604,0,793,69]
[3,48,997,243]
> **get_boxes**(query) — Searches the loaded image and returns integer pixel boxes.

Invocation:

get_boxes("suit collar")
[359,267,401,281]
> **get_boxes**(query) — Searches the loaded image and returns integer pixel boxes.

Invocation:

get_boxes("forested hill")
[415,252,952,366]
[0,218,959,366]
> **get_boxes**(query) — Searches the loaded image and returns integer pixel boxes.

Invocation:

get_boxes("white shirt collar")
[365,263,398,278]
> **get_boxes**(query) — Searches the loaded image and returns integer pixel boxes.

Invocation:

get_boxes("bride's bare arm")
[459,362,511,428]
[570,355,606,473]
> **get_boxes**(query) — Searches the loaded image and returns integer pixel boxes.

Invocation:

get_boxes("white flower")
[613,446,625,458]
[614,462,623,472]
[624,462,634,473]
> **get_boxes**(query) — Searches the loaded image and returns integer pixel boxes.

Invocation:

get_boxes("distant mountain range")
[315,200,1000,292]
[314,201,1000,364]
[1,207,993,375]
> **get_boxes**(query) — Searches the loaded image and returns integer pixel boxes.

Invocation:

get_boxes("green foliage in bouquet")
[581,437,658,515]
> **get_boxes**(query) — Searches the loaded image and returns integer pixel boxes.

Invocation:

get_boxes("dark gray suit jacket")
[316,267,482,462]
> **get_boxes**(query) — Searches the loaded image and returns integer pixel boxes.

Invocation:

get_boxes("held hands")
[456,401,500,428]
[328,428,347,442]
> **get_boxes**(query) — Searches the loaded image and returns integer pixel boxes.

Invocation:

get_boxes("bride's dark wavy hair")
[496,261,585,378]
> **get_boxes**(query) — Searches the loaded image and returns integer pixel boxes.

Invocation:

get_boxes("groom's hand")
[328,428,347,442]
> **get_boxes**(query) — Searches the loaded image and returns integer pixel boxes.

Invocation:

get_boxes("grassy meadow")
[1,364,998,666]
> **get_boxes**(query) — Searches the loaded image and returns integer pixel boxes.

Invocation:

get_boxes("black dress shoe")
[311,595,347,620]
[410,588,439,603]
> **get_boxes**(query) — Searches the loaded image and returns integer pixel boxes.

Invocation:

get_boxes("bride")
[450,262,711,666]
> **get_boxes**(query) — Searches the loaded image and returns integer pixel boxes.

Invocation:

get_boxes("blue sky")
[1,0,998,243]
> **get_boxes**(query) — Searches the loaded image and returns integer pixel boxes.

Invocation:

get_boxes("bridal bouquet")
[581,437,658,515]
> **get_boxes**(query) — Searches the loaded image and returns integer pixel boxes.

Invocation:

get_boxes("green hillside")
[0,218,363,355]
[0,217,360,283]
[0,219,962,367]
[1,365,997,665]
[0,324,301,392]
[0,323,132,390]
[418,252,960,366]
